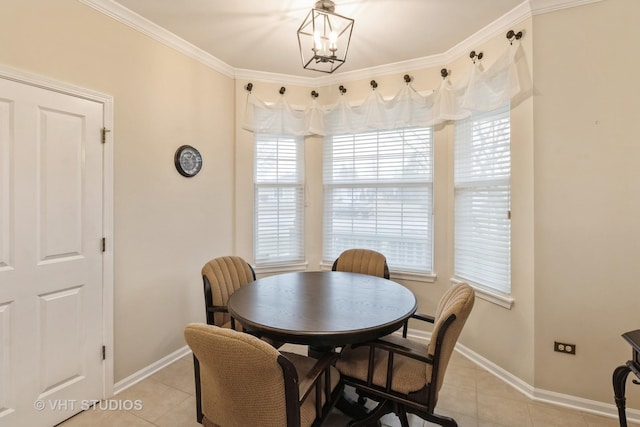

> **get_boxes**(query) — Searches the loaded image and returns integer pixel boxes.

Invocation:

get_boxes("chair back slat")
[202,256,255,326]
[332,248,390,279]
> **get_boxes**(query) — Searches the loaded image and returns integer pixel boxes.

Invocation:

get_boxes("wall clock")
[174,145,202,177]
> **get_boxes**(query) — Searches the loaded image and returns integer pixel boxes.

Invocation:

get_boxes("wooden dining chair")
[331,248,426,340]
[327,248,392,403]
[201,255,255,330]
[331,248,390,279]
[335,283,475,427]
[185,323,343,427]
[199,255,284,421]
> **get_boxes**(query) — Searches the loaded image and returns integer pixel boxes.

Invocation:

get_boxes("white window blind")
[454,104,511,294]
[254,134,305,265]
[323,127,433,273]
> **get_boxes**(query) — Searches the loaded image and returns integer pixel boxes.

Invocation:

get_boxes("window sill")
[253,262,308,276]
[451,277,514,309]
[392,270,436,283]
[319,262,436,283]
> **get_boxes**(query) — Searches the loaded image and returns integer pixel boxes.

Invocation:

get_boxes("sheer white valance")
[242,42,522,136]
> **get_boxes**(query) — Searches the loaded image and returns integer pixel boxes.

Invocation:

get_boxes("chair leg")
[193,354,203,423]
[397,405,410,427]
[348,399,392,427]
[424,412,458,427]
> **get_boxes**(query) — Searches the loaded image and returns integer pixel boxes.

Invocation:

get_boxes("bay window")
[254,134,305,265]
[323,127,433,275]
[454,104,511,298]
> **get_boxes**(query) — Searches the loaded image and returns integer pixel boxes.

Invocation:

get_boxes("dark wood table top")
[228,271,417,347]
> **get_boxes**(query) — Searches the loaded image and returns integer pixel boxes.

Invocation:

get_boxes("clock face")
[174,145,202,177]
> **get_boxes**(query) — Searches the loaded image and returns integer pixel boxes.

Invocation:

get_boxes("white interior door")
[0,77,104,427]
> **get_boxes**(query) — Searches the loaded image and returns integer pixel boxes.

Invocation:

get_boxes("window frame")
[322,126,435,281]
[253,133,306,268]
[453,104,513,308]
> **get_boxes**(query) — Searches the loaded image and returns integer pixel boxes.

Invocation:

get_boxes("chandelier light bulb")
[329,31,338,52]
[313,31,324,54]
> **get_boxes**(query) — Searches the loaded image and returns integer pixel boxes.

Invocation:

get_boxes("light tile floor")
[58,344,636,427]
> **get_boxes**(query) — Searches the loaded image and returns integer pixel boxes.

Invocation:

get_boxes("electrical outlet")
[554,341,576,355]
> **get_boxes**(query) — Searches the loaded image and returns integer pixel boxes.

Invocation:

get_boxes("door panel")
[0,95,15,422]
[38,108,84,262]
[0,301,13,418]
[0,77,104,427]
[0,99,12,272]
[38,286,84,396]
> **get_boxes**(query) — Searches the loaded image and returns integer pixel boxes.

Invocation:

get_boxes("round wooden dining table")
[227,271,417,348]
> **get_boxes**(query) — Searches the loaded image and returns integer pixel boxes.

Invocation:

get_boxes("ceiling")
[107,0,526,78]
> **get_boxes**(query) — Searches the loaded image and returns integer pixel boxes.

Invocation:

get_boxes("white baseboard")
[112,345,192,395]
[404,328,640,424]
[111,330,640,425]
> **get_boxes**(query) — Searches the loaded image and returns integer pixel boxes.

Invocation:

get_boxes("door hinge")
[101,237,106,252]
[102,345,106,361]
[101,127,111,144]
[507,210,511,220]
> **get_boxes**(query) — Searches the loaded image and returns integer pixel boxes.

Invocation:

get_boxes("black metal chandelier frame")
[297,0,354,74]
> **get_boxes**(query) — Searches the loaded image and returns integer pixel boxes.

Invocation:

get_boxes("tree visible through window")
[323,127,433,273]
[454,104,511,294]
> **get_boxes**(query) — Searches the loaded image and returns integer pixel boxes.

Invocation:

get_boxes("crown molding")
[313,53,449,86]
[234,0,531,86]
[530,0,603,14]
[442,0,532,65]
[81,0,602,85]
[79,0,235,78]
[233,68,319,88]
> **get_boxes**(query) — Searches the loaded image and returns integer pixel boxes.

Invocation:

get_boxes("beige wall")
[0,0,236,381]
[533,0,640,405]
[235,22,537,385]
[234,0,640,410]
[3,0,638,411]
[444,22,536,386]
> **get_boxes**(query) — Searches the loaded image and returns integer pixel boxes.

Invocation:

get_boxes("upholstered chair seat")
[335,283,475,427]
[185,323,343,427]
[337,334,428,394]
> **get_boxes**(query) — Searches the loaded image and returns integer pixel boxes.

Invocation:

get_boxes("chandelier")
[297,0,354,73]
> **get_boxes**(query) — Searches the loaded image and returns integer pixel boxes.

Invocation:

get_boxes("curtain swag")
[242,43,522,136]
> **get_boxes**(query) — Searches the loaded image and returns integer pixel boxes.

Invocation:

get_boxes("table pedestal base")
[336,386,382,427]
